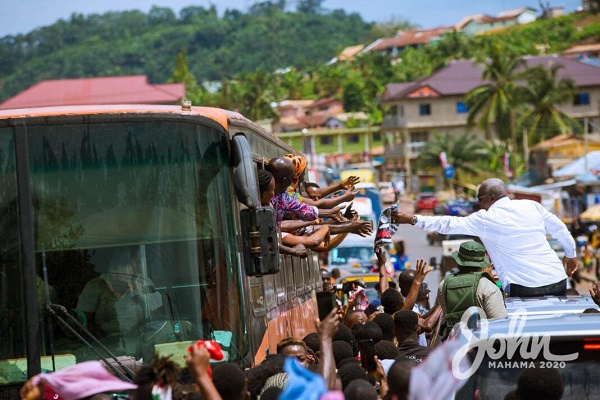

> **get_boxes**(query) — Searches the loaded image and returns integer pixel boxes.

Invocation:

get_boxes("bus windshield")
[0,120,246,383]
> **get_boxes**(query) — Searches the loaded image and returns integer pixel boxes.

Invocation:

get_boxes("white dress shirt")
[416,197,576,289]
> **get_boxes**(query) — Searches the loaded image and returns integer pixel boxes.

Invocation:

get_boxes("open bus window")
[0,120,249,380]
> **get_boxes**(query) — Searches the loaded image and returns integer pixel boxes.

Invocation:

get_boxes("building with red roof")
[380,55,600,172]
[0,75,185,110]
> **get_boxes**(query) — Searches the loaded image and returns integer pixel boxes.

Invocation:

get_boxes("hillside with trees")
[0,0,371,102]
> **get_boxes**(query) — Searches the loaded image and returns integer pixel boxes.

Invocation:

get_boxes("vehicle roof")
[456,312,600,343]
[336,274,393,284]
[505,295,597,316]
[0,104,255,132]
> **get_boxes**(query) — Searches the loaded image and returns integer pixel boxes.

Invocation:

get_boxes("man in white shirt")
[393,178,578,297]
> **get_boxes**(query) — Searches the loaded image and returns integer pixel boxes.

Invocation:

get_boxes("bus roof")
[0,104,248,131]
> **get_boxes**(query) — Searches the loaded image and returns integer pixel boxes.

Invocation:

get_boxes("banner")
[439,152,450,168]
[502,153,513,179]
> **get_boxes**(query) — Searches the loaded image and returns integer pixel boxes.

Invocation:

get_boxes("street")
[394,199,442,307]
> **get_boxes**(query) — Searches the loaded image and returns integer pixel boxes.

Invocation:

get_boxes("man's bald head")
[478,178,508,210]
[267,157,295,195]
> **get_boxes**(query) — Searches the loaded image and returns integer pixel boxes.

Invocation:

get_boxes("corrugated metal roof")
[382,55,600,102]
[0,75,185,110]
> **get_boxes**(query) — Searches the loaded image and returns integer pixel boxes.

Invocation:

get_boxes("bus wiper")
[45,303,136,383]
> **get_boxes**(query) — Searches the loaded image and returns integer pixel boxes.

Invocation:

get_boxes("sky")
[0,0,581,37]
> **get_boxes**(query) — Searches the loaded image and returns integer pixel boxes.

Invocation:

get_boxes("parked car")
[451,304,600,400]
[426,232,477,246]
[443,198,474,216]
[378,181,397,204]
[415,192,438,212]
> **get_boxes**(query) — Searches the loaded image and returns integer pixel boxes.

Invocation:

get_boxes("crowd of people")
[20,166,600,400]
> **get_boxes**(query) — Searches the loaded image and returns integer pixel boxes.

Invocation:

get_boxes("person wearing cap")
[438,241,507,337]
[392,178,577,297]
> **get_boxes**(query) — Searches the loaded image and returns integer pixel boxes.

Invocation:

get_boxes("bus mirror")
[231,134,259,208]
[240,207,279,276]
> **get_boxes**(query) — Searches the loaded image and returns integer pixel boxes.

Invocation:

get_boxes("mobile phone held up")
[359,339,377,372]
[316,291,336,321]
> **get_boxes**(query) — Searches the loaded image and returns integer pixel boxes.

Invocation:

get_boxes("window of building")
[419,104,431,116]
[320,136,333,145]
[346,134,360,144]
[399,105,404,117]
[456,101,469,113]
[373,133,382,142]
[574,93,590,106]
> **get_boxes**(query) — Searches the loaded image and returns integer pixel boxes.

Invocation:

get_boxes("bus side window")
[293,257,304,296]
[284,256,295,300]
[249,276,266,316]
[263,274,276,311]
[275,255,286,304]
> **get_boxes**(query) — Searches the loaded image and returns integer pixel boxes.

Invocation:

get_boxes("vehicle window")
[15,121,246,380]
[330,247,373,264]
[0,128,26,384]
[458,337,600,400]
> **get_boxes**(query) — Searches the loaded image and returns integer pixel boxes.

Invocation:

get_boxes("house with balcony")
[455,8,537,36]
[380,55,600,176]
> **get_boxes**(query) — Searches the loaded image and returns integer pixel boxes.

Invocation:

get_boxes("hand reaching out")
[293,244,308,258]
[316,308,340,339]
[590,281,600,308]
[414,258,432,283]
[330,206,348,223]
[340,176,360,189]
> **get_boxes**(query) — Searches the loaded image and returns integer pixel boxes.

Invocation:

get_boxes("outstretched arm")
[279,243,308,258]
[280,218,322,233]
[317,308,341,390]
[282,226,330,249]
[401,258,431,311]
[313,233,348,252]
[302,187,357,209]
[375,246,389,295]
[392,211,483,237]
[319,176,361,198]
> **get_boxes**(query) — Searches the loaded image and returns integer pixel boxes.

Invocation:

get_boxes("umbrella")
[580,204,600,222]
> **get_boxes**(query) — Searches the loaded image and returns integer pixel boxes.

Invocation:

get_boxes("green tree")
[518,63,578,142]
[169,50,197,90]
[238,69,278,120]
[418,132,485,182]
[366,17,416,42]
[465,44,525,151]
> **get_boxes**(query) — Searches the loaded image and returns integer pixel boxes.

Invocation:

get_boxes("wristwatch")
[411,215,418,225]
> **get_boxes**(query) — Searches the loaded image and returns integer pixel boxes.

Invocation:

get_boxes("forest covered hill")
[0,1,371,101]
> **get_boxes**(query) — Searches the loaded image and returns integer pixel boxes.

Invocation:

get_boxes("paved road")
[394,223,442,306]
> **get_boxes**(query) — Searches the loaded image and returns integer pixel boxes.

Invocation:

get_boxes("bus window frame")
[275,255,287,304]
[284,256,295,301]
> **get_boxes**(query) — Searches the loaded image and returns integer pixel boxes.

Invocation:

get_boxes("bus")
[0,104,322,394]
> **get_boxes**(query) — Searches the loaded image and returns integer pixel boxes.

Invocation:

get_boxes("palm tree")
[238,69,278,121]
[418,132,486,183]
[466,44,525,151]
[518,63,578,142]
